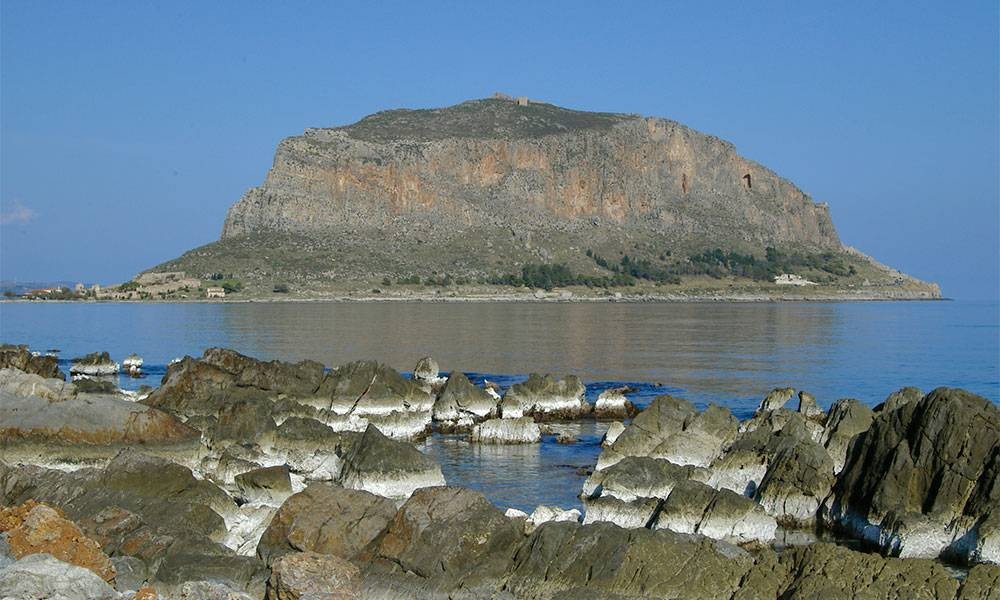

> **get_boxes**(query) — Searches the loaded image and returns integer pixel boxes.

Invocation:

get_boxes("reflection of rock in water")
[216,301,840,409]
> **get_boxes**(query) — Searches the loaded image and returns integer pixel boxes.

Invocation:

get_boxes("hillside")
[148,96,939,300]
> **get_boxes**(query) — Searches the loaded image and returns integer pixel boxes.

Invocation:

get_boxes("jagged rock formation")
[222,98,837,247]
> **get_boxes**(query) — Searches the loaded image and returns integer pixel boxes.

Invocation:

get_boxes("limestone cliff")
[221,98,839,250]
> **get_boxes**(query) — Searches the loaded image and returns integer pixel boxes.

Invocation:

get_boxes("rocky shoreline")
[0,343,996,599]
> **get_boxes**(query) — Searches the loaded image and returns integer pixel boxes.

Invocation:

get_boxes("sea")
[1,299,997,513]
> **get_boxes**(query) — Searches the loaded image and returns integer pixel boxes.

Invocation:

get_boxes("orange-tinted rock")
[134,586,158,600]
[0,498,62,531]
[4,502,116,581]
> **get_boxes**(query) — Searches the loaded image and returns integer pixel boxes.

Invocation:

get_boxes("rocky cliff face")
[221,98,839,251]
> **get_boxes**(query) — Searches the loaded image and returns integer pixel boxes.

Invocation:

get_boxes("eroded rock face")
[144,349,325,417]
[827,387,1000,563]
[256,483,397,565]
[597,396,736,470]
[876,386,923,414]
[504,521,771,600]
[0,502,115,581]
[0,344,63,379]
[754,438,836,527]
[360,486,523,587]
[0,451,244,584]
[235,465,293,505]
[0,367,76,401]
[500,374,589,420]
[320,360,433,414]
[0,387,199,449]
[267,551,361,600]
[820,398,874,474]
[797,391,824,419]
[220,99,842,263]
[758,387,795,413]
[654,480,777,544]
[777,542,960,599]
[470,417,541,444]
[338,425,445,499]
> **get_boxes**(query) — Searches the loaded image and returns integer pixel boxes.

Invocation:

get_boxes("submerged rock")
[70,351,120,376]
[593,387,636,419]
[500,373,590,420]
[597,396,736,470]
[470,417,541,444]
[432,371,498,430]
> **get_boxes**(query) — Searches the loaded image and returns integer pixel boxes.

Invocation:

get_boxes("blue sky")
[2,1,997,299]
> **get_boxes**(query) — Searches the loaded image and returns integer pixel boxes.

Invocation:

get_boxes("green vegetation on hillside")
[586,247,857,284]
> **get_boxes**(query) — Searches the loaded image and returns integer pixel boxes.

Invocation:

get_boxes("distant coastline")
[0,288,945,304]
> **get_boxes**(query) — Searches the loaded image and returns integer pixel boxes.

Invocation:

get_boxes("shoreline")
[0,290,948,305]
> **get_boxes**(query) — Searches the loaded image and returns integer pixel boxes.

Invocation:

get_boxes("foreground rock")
[0,451,270,596]
[470,417,541,444]
[500,373,590,420]
[360,486,523,591]
[267,551,361,600]
[0,553,119,600]
[0,501,115,581]
[257,483,397,565]
[827,387,1000,564]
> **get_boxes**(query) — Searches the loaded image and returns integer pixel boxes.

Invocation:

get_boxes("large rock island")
[142,96,939,301]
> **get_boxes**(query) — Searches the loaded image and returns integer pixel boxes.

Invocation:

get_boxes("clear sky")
[2,1,998,299]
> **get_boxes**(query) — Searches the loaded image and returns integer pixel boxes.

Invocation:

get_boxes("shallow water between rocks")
[1,300,997,516]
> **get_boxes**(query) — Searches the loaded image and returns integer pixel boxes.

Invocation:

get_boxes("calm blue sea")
[1,300,997,511]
